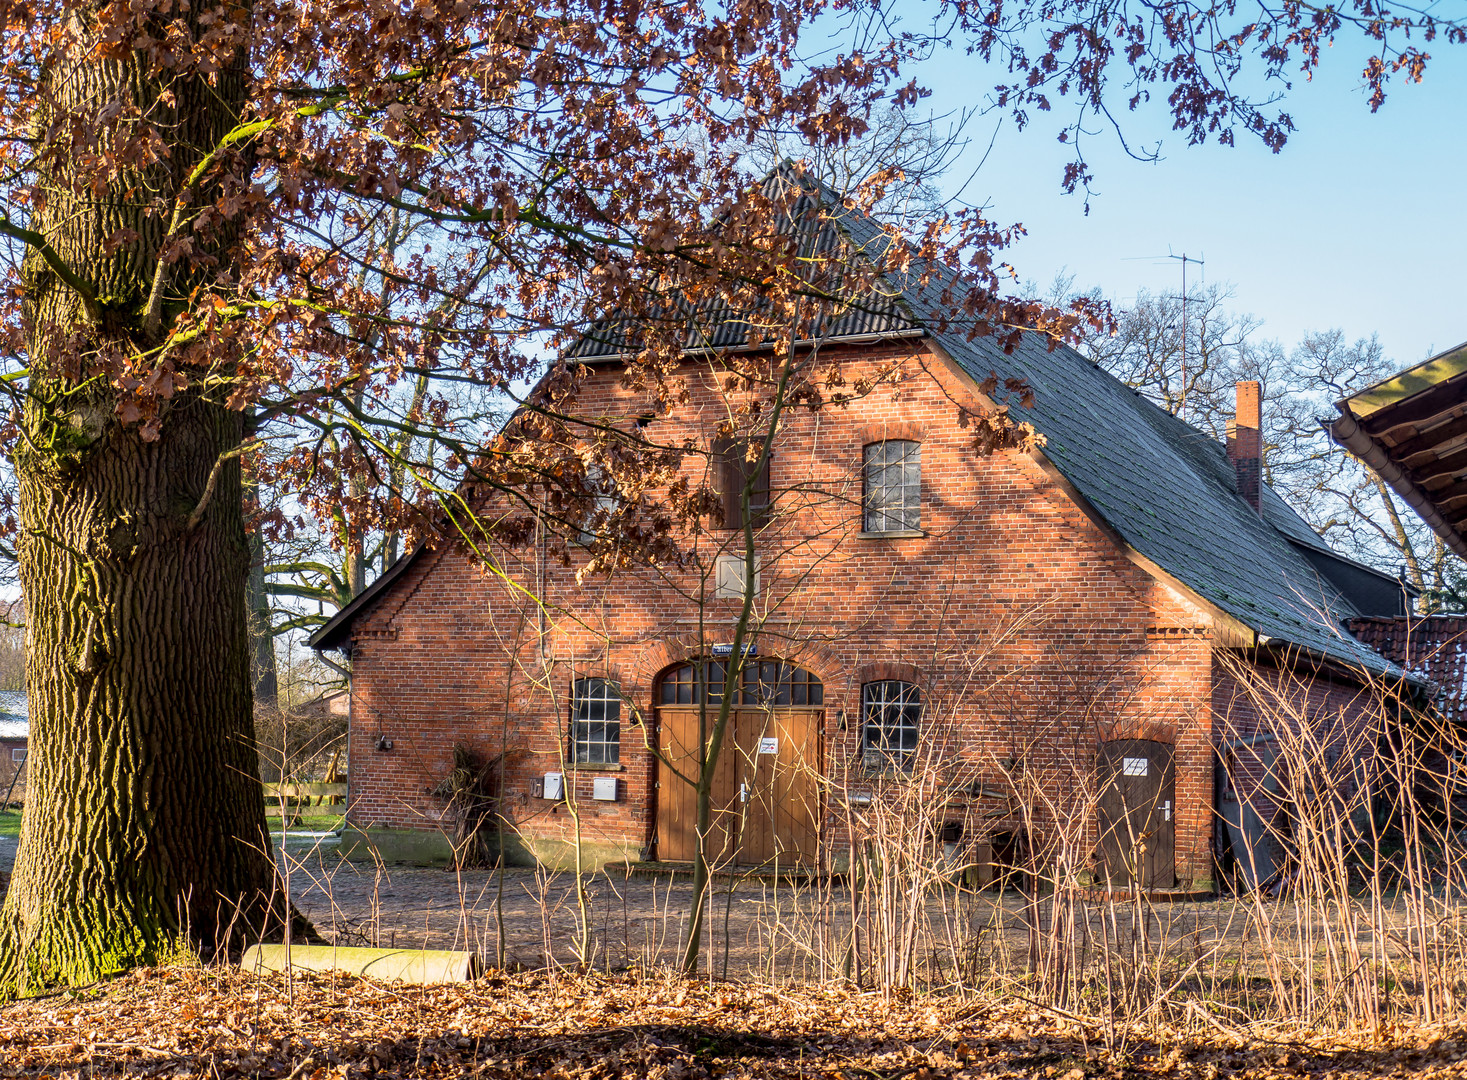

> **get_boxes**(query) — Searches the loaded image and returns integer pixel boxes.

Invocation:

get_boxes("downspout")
[1331,410,1467,563]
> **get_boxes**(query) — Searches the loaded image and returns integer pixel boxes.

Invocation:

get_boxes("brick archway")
[628,636,843,702]
[855,660,925,686]
[1097,719,1178,745]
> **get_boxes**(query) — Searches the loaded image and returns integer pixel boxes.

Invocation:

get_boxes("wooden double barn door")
[657,707,822,867]
[1096,739,1176,888]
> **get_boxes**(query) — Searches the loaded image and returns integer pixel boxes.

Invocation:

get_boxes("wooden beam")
[1360,380,1467,437]
[1388,413,1467,461]
[1410,445,1467,485]
[241,945,479,984]
[262,781,347,800]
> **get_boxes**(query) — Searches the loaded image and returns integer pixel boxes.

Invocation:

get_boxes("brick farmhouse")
[315,183,1412,888]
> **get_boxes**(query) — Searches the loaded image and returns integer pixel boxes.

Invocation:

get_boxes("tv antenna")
[1121,249,1206,413]
[1164,251,1204,413]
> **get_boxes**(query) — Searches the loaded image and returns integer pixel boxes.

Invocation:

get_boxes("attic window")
[573,469,619,546]
[863,441,921,533]
[713,436,771,531]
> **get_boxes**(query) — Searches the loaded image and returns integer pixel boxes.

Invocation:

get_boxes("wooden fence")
[262,782,347,806]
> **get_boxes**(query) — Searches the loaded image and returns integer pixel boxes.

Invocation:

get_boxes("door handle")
[1163,800,1171,821]
[740,782,750,804]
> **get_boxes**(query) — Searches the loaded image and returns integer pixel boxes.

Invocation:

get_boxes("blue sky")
[910,30,1467,367]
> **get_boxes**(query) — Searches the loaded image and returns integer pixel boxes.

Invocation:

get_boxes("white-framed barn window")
[862,441,921,533]
[861,680,921,770]
[10,747,24,763]
[573,469,620,547]
[571,678,620,765]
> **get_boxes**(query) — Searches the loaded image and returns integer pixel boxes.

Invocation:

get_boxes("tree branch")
[186,440,261,530]
[0,211,100,322]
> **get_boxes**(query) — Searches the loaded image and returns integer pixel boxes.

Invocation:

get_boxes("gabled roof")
[1350,616,1467,721]
[316,169,1406,679]
[567,168,922,360]
[310,544,424,653]
[824,193,1403,678]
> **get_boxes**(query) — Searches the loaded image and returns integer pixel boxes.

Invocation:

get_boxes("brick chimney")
[1228,380,1262,512]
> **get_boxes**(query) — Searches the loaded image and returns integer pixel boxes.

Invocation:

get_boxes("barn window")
[863,441,921,533]
[10,747,23,763]
[572,469,619,547]
[658,660,822,707]
[713,436,771,531]
[571,678,620,764]
[861,680,921,770]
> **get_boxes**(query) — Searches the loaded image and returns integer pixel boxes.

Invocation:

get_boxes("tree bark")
[2,401,289,990]
[0,2,291,993]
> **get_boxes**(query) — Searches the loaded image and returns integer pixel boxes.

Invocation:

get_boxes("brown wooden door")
[1096,739,1175,888]
[656,707,821,867]
[730,708,822,867]
[656,708,737,864]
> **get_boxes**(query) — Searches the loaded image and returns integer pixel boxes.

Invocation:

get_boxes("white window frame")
[862,441,921,533]
[570,678,621,765]
[573,469,620,547]
[861,680,922,771]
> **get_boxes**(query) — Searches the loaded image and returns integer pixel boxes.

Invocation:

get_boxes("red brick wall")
[0,738,26,802]
[340,342,1370,884]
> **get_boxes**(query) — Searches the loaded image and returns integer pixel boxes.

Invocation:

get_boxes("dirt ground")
[280,843,870,976]
[274,842,1260,982]
[0,836,1397,985]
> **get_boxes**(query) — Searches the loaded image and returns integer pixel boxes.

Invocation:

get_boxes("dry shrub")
[254,697,347,785]
[719,644,1467,1042]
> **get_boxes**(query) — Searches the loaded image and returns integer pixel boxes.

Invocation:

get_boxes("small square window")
[714,553,760,599]
[11,747,25,763]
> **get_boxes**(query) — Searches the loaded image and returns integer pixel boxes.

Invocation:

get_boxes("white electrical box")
[542,772,564,800]
[592,776,619,802]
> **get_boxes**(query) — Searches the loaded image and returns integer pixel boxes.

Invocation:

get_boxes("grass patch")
[0,808,18,839]
[266,810,345,833]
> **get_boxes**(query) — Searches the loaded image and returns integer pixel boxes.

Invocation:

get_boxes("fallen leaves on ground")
[0,967,1465,1078]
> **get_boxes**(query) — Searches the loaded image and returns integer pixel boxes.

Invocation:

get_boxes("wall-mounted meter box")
[592,776,619,802]
[542,772,564,800]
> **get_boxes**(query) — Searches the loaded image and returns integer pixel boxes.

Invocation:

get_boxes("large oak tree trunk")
[1,402,288,990]
[0,2,291,992]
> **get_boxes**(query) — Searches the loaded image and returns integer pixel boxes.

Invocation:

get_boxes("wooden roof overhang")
[1332,341,1467,563]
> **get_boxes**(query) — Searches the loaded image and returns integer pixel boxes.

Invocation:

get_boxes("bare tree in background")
[742,103,973,222]
[1081,284,1261,436]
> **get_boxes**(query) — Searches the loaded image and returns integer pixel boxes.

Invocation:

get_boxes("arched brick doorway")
[654,659,824,868]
